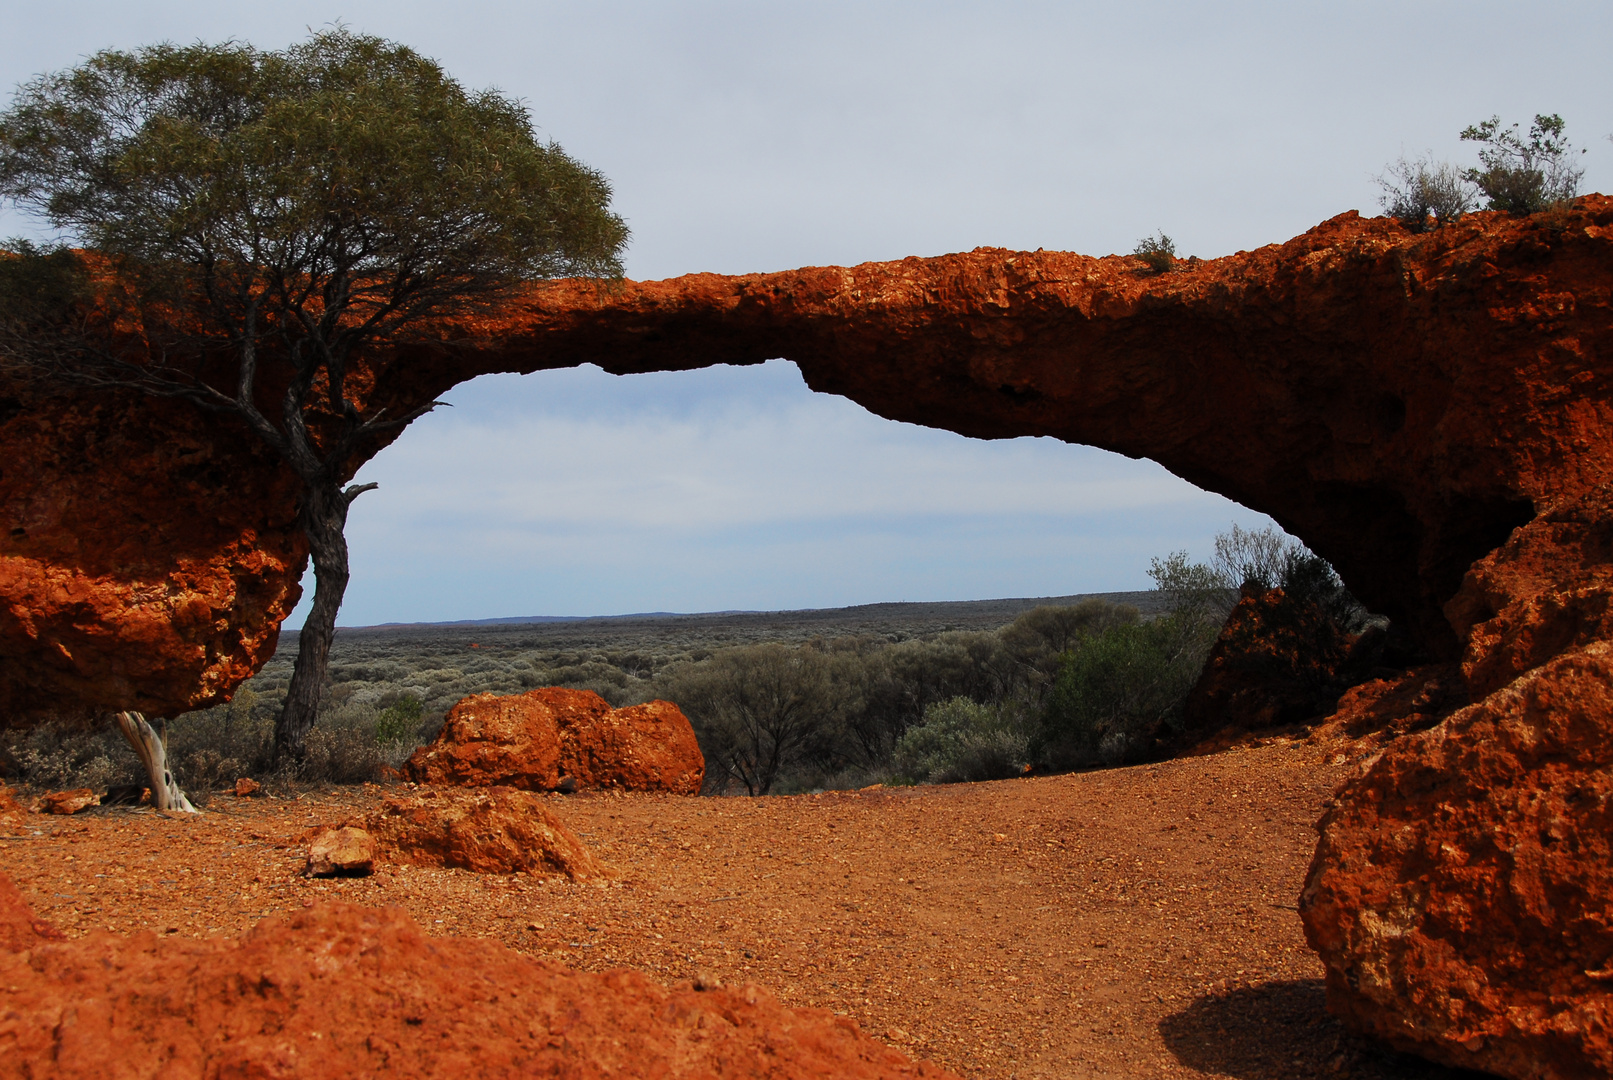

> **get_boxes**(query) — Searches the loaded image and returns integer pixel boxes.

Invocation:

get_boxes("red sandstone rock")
[355,787,601,878]
[233,776,261,797]
[0,875,955,1080]
[0,784,21,818]
[1445,484,1613,701]
[8,202,1613,717]
[405,687,705,794]
[1300,640,1613,1080]
[1310,664,1462,745]
[34,788,98,815]
[305,826,376,877]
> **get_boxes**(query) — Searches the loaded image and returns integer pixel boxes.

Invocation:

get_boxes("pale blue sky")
[4,3,1609,624]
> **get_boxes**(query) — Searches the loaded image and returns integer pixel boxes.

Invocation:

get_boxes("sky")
[4,2,1610,625]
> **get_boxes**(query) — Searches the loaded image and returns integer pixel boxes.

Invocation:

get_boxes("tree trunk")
[114,711,196,813]
[274,479,372,765]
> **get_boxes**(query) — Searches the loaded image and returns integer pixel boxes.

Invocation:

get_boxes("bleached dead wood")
[113,711,197,813]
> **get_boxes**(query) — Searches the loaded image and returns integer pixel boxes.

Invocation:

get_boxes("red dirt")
[0,888,952,1080]
[0,741,1470,1079]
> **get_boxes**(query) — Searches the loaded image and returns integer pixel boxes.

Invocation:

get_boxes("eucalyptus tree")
[0,29,627,766]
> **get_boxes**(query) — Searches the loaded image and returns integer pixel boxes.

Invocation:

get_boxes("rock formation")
[32,788,98,815]
[6,200,1612,719]
[1299,482,1613,1079]
[353,787,602,877]
[405,687,705,794]
[304,825,377,878]
[0,872,955,1080]
[1182,585,1365,735]
[4,200,1613,1076]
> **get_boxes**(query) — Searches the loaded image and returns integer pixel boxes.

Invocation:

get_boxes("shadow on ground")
[1158,979,1498,1079]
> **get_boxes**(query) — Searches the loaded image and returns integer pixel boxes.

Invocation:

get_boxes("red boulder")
[405,687,704,794]
[1301,640,1613,1079]
[355,788,602,878]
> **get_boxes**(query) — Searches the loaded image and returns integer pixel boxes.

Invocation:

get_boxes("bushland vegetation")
[1378,112,1585,230]
[2,528,1370,798]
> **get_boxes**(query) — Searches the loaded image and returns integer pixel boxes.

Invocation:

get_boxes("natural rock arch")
[3,199,1612,1077]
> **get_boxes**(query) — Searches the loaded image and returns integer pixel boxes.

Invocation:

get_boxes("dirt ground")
[1,738,1483,1080]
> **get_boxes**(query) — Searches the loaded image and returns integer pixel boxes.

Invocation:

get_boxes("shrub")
[374,694,424,745]
[1460,114,1584,214]
[658,643,849,796]
[1377,153,1475,231]
[1133,231,1176,273]
[892,697,1029,784]
[1038,614,1210,767]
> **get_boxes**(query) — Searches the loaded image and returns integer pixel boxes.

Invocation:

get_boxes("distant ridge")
[344,590,1165,632]
[362,611,747,629]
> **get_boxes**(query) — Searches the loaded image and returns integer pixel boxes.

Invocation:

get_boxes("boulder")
[34,788,98,815]
[405,687,704,794]
[305,826,376,878]
[1299,482,1613,1078]
[0,874,956,1080]
[355,788,601,879]
[1301,640,1613,1080]
[233,777,261,798]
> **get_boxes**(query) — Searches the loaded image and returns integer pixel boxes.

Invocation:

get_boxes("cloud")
[324,362,1271,623]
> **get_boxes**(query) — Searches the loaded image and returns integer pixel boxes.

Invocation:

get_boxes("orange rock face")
[1301,640,1613,1079]
[304,825,377,878]
[34,788,98,815]
[7,202,1613,717]
[405,687,705,794]
[1299,481,1613,1077]
[1182,586,1361,734]
[354,787,602,878]
[0,873,955,1080]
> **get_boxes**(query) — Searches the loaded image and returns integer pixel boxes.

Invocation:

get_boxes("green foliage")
[1133,231,1176,273]
[1000,599,1139,657]
[658,643,850,796]
[374,694,423,745]
[1038,613,1213,768]
[1148,550,1232,622]
[1376,153,1475,231]
[891,697,1029,785]
[1459,114,1585,214]
[0,30,627,288]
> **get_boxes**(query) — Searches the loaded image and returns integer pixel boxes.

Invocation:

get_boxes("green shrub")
[892,697,1029,784]
[658,643,849,796]
[374,694,423,744]
[1133,231,1176,273]
[1460,114,1584,214]
[1038,613,1213,768]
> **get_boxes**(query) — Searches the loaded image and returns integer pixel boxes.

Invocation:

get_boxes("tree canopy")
[0,29,629,764]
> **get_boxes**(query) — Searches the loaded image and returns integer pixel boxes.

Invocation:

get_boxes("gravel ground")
[1,739,1485,1080]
